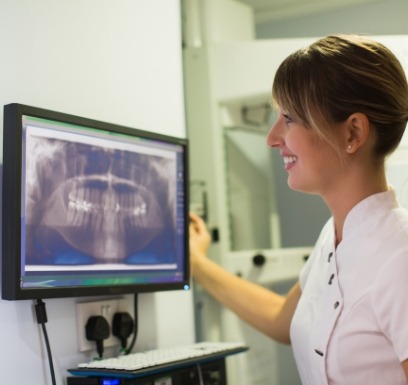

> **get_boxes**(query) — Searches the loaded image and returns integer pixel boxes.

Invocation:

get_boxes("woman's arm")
[189,212,301,344]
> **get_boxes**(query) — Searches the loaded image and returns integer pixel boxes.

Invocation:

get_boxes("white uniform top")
[291,190,408,385]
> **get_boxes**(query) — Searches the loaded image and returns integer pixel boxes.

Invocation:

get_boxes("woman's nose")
[266,119,282,148]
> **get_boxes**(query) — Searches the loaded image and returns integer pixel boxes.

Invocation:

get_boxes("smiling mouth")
[283,156,298,166]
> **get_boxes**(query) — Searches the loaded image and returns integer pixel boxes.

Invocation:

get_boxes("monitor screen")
[2,103,190,300]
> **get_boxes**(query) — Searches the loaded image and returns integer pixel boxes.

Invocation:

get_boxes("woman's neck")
[324,164,388,246]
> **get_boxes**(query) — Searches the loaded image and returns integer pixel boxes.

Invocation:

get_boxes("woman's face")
[267,108,343,196]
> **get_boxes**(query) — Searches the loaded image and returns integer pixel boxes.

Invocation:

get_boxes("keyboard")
[68,341,248,379]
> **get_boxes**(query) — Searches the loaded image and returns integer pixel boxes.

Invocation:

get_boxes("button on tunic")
[290,190,408,385]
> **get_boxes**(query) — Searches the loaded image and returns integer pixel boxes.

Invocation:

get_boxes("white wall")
[0,1,195,384]
[256,0,408,38]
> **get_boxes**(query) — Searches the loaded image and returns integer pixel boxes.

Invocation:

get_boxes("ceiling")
[235,0,382,24]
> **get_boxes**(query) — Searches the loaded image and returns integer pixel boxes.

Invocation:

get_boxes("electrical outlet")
[76,297,134,352]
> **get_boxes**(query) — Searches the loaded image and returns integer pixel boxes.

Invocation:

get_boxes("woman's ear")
[344,113,370,153]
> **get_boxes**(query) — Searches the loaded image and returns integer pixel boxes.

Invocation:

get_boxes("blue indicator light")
[184,284,190,290]
[102,379,121,385]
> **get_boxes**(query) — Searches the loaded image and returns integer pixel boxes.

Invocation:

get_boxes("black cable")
[112,312,134,353]
[124,293,138,354]
[85,315,110,359]
[35,299,56,385]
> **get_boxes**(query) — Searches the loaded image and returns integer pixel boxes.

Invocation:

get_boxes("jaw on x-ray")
[24,135,176,266]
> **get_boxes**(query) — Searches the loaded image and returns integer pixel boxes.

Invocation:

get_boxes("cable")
[196,363,204,385]
[35,299,56,385]
[85,315,110,359]
[124,293,138,355]
[112,311,134,353]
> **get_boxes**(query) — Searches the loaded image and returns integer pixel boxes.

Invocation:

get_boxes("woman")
[189,34,408,385]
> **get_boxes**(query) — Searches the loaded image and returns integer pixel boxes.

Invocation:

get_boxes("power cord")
[34,299,56,385]
[124,293,138,354]
[112,294,138,355]
[85,315,110,359]
[112,311,134,354]
[197,363,204,385]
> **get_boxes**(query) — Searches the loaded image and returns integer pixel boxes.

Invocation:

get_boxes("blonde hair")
[272,34,408,159]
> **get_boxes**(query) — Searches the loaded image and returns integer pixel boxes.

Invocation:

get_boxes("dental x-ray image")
[24,129,177,266]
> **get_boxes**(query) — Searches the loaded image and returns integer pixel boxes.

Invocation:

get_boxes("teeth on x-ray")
[25,136,176,264]
[66,176,149,225]
[133,204,146,216]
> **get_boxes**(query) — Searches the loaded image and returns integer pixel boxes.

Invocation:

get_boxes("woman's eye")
[282,113,294,124]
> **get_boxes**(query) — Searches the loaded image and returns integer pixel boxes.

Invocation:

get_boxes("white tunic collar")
[342,189,399,240]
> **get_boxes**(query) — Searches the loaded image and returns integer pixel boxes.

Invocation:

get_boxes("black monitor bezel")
[1,103,190,300]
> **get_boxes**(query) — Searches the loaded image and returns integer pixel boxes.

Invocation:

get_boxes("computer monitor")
[2,103,190,300]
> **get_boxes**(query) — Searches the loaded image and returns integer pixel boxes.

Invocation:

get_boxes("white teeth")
[133,203,147,217]
[283,156,298,164]
[66,186,148,227]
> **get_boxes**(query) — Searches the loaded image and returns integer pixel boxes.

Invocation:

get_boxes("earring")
[347,145,352,150]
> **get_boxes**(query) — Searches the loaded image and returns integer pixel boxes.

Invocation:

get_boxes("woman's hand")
[189,212,212,275]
